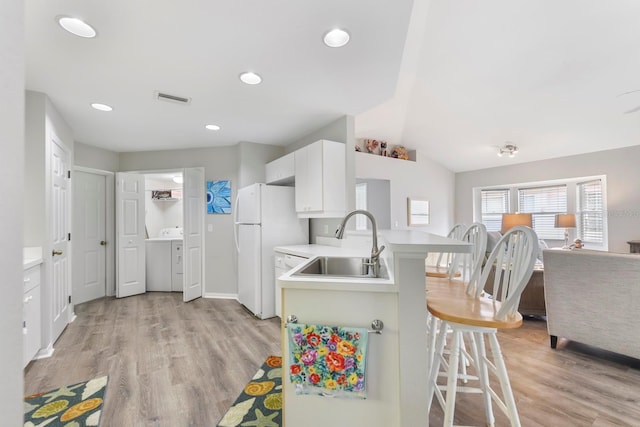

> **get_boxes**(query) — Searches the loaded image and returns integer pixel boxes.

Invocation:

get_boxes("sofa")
[543,249,640,359]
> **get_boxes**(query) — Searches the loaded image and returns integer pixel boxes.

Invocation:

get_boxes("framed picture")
[407,198,429,226]
[207,180,231,214]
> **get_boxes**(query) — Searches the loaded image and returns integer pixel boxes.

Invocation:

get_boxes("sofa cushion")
[486,231,502,258]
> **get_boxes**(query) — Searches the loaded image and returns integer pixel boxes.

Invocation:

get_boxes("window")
[518,185,567,240]
[577,179,604,243]
[474,175,607,249]
[480,189,509,232]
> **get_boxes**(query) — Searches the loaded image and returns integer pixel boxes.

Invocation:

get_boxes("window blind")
[518,185,567,239]
[480,189,509,232]
[577,179,603,243]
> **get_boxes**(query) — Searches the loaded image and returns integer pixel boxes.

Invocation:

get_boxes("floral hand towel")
[288,323,369,399]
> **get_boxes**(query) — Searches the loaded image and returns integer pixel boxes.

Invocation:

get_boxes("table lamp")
[501,213,533,234]
[555,213,576,248]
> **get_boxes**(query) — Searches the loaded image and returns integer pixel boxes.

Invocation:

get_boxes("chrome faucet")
[335,210,385,278]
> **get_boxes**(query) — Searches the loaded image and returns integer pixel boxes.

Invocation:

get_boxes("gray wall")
[1,0,24,421]
[75,141,120,172]
[237,141,284,189]
[356,178,391,230]
[119,145,239,296]
[455,144,640,253]
[119,142,284,295]
[24,91,46,247]
[286,116,357,242]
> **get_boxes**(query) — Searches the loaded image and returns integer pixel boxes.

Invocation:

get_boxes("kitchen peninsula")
[278,230,471,427]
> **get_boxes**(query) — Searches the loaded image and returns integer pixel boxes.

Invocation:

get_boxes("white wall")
[75,141,119,172]
[455,145,640,253]
[356,151,456,236]
[0,0,24,422]
[144,176,183,238]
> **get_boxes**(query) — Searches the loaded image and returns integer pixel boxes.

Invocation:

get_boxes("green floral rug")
[217,356,282,427]
[24,376,108,427]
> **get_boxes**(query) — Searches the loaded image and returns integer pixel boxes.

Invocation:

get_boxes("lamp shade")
[501,213,533,233]
[555,213,576,228]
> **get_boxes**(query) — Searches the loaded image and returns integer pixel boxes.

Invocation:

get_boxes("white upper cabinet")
[265,152,295,185]
[294,140,346,218]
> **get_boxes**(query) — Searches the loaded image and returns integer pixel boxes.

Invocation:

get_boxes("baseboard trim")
[204,292,238,300]
[34,344,55,360]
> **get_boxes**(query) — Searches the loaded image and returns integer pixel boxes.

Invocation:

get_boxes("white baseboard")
[204,292,238,300]
[34,344,55,360]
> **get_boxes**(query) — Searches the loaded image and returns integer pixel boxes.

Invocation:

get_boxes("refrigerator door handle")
[233,194,240,252]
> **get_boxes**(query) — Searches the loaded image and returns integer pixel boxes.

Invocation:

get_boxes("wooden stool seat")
[426,265,461,278]
[427,292,522,330]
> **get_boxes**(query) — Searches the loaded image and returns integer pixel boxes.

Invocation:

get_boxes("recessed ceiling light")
[239,72,262,85]
[57,16,97,38]
[172,176,183,184]
[90,103,112,112]
[205,124,221,131]
[323,29,350,48]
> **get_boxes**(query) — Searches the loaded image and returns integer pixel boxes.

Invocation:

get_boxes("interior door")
[72,171,106,304]
[116,172,146,298]
[51,137,71,342]
[182,167,204,302]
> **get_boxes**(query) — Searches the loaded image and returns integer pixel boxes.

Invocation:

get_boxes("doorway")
[115,168,204,302]
[72,167,116,305]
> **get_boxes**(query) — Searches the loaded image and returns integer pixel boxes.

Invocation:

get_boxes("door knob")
[100,240,107,246]
[52,250,63,256]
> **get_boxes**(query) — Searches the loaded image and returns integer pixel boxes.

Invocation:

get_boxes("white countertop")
[23,247,43,270]
[146,237,183,242]
[274,244,370,259]
[380,230,473,254]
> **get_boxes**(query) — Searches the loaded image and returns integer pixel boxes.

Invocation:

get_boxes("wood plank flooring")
[25,294,640,426]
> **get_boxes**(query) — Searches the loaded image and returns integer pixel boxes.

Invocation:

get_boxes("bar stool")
[426,223,487,381]
[426,223,466,278]
[427,226,538,427]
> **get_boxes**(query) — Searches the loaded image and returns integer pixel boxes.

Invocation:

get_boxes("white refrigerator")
[234,183,309,319]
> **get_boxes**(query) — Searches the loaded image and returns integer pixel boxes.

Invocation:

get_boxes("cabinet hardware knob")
[100,240,107,246]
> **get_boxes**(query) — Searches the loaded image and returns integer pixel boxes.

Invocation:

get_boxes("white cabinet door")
[23,284,41,367]
[294,140,345,218]
[265,152,295,185]
[116,172,146,298]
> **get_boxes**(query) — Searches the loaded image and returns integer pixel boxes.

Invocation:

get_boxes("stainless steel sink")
[293,256,388,279]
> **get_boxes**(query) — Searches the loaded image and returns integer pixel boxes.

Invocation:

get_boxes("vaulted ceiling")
[26,1,640,172]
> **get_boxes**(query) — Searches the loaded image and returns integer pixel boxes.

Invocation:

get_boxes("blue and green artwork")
[207,180,231,214]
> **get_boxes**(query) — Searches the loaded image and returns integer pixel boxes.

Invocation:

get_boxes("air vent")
[154,91,191,105]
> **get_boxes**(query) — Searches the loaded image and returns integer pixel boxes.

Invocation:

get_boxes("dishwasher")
[274,251,308,317]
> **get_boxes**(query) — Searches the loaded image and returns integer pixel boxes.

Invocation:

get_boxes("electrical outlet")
[207,224,213,232]
[323,225,329,234]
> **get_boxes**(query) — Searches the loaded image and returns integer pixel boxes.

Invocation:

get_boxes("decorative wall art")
[207,180,231,214]
[407,198,430,226]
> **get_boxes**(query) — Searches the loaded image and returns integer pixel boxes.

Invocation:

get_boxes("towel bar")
[285,315,384,334]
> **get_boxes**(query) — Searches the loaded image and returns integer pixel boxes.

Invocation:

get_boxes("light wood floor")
[25,294,640,426]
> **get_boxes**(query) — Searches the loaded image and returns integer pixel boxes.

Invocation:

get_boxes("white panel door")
[72,171,106,305]
[237,224,261,316]
[116,172,146,298]
[183,167,204,302]
[51,138,71,342]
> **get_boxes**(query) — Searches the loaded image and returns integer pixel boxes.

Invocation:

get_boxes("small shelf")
[151,190,182,200]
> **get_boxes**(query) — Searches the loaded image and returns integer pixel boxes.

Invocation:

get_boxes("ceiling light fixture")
[172,176,183,184]
[239,72,262,85]
[90,103,113,112]
[57,16,97,38]
[497,143,519,158]
[323,29,350,48]
[205,124,221,131]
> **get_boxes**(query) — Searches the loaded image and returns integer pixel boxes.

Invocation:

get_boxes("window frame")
[473,175,608,250]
